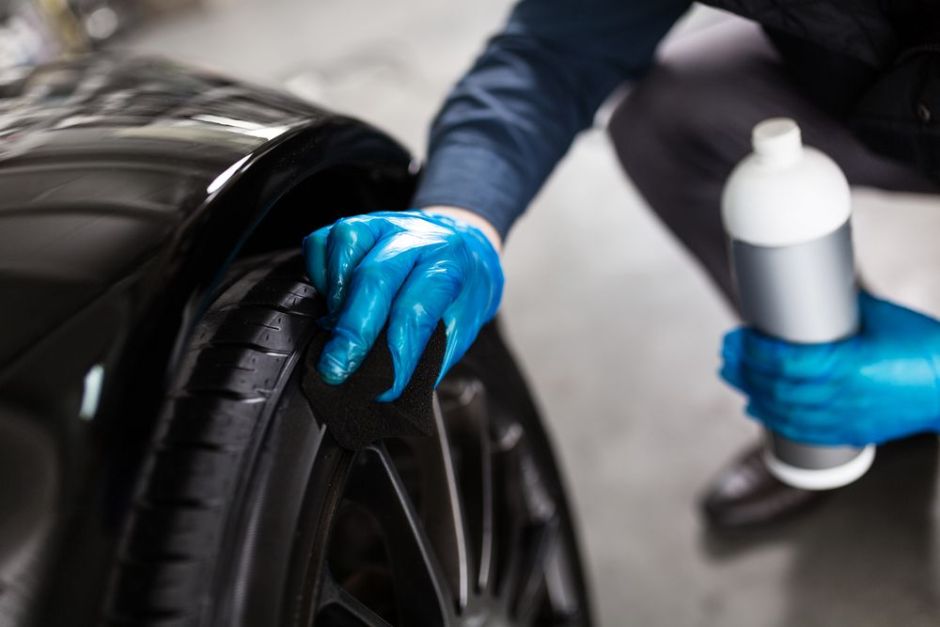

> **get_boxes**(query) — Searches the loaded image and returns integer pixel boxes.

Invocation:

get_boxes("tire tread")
[104,257,323,626]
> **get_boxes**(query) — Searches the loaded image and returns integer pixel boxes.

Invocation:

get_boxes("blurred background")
[3,0,940,625]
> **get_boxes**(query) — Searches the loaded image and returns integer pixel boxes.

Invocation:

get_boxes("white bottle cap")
[722,118,851,248]
[752,118,802,165]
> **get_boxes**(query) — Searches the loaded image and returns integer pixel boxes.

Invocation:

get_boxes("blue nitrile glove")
[302,210,503,402]
[720,292,940,447]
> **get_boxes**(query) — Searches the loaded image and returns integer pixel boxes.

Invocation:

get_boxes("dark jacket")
[705,0,940,182]
[413,0,939,238]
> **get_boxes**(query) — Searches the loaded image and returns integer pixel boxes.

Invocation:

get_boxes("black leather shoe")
[700,444,830,532]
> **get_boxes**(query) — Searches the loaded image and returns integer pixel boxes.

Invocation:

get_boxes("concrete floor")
[122,1,940,625]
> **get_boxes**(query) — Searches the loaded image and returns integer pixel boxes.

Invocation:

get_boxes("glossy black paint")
[0,56,416,624]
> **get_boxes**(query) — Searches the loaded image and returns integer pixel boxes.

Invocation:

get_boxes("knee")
[608,64,748,193]
[608,66,685,174]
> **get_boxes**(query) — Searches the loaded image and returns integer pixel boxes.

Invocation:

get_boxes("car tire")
[103,252,591,626]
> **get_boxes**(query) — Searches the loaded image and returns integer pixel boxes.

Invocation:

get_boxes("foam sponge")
[301,323,446,450]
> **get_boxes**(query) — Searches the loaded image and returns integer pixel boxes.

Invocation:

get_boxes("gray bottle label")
[731,221,864,470]
[731,222,858,343]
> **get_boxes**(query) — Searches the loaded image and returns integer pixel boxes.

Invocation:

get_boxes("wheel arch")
[161,116,418,372]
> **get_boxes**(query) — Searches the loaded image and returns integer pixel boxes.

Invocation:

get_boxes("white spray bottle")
[722,118,875,490]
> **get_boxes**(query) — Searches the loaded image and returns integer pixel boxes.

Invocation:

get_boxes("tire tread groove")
[104,257,320,624]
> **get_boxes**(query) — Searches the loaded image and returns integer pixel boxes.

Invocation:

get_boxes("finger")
[377,259,463,401]
[858,289,879,311]
[744,400,846,446]
[737,329,844,380]
[736,367,839,407]
[302,226,330,296]
[850,415,911,447]
[719,327,748,386]
[722,328,846,400]
[433,260,504,385]
[325,218,381,314]
[858,289,936,335]
[719,361,746,393]
[318,235,420,384]
[857,289,899,324]
[435,286,487,386]
[721,328,745,357]
[720,327,751,374]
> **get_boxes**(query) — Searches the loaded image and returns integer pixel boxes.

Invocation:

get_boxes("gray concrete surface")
[121,1,940,625]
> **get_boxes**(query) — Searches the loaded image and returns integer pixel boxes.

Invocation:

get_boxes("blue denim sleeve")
[412,0,692,239]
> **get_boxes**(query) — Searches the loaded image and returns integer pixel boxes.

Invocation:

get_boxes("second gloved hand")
[721,292,940,447]
[303,210,503,401]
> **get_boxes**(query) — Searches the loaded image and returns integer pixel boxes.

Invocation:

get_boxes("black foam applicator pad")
[301,323,446,450]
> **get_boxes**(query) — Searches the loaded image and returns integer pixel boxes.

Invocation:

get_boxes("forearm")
[413,0,691,239]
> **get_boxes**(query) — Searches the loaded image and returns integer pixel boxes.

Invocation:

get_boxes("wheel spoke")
[542,538,583,621]
[478,432,495,593]
[403,394,472,610]
[318,571,394,627]
[343,445,452,625]
[510,521,557,625]
[437,378,495,592]
[491,429,558,623]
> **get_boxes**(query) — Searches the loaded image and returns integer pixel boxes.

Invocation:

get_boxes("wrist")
[420,205,503,254]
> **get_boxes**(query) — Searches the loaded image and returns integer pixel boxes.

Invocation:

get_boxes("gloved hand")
[302,210,503,402]
[720,291,940,447]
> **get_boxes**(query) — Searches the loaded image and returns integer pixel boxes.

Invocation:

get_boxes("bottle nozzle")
[752,118,802,165]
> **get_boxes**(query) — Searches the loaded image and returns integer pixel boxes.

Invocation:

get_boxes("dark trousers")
[609,17,937,304]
